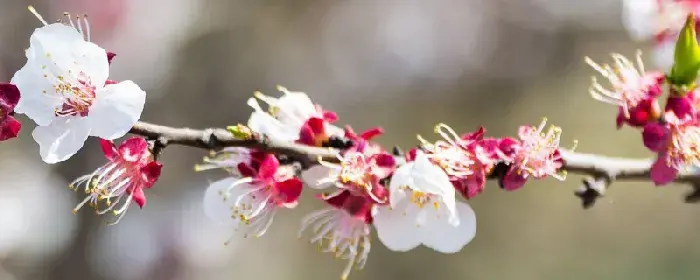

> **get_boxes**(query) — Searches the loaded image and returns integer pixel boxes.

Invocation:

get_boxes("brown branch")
[129,121,339,167]
[128,121,700,207]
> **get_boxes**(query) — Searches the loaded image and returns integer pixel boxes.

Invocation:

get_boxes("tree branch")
[130,121,339,167]
[128,121,700,207]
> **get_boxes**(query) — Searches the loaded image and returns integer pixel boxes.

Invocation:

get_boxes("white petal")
[28,23,85,69]
[420,201,476,254]
[10,64,62,126]
[88,81,146,140]
[621,0,658,41]
[301,165,338,189]
[32,117,91,164]
[652,38,676,72]
[388,162,414,208]
[203,178,240,226]
[372,199,422,252]
[274,92,317,127]
[247,111,299,142]
[71,41,110,87]
[410,153,456,198]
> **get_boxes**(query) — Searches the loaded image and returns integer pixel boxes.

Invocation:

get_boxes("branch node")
[574,176,608,209]
[684,184,700,203]
[151,136,169,160]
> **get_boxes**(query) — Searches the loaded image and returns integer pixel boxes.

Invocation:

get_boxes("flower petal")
[273,90,317,126]
[301,165,338,189]
[28,23,85,69]
[388,162,414,208]
[257,154,280,180]
[247,99,299,142]
[274,178,304,207]
[72,41,110,87]
[107,52,117,64]
[0,116,21,141]
[32,116,91,163]
[0,83,21,109]
[130,186,147,208]
[372,200,422,252]
[203,178,242,226]
[410,152,456,198]
[118,137,150,163]
[100,139,118,160]
[650,155,678,186]
[29,24,108,87]
[420,201,476,254]
[360,127,383,140]
[502,168,528,191]
[11,63,62,126]
[140,161,163,187]
[642,122,669,152]
[88,81,146,140]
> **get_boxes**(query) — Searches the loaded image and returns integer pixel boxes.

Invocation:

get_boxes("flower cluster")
[197,85,572,279]
[0,7,160,224]
[0,5,584,280]
[586,47,700,186]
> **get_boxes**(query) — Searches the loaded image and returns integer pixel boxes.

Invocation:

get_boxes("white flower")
[11,8,146,163]
[246,85,342,142]
[372,152,476,253]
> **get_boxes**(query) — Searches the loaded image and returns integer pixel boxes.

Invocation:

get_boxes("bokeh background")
[0,0,699,279]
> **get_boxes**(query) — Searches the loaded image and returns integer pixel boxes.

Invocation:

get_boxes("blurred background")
[0,0,699,279]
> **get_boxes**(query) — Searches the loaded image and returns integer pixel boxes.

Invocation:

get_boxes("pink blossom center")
[665,122,700,168]
[514,120,568,179]
[51,72,97,117]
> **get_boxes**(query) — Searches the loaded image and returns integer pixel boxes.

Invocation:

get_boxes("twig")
[130,121,339,167]
[128,121,700,207]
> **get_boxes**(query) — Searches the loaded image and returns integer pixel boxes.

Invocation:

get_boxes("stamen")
[434,123,461,145]
[75,15,84,39]
[28,6,48,26]
[83,14,91,41]
[636,49,645,74]
[64,12,75,28]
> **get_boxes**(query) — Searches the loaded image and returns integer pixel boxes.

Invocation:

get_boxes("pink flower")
[418,124,476,178]
[419,124,498,199]
[299,190,375,280]
[643,112,700,185]
[203,152,303,238]
[585,51,664,129]
[502,118,574,191]
[0,84,22,141]
[70,137,163,225]
[304,150,395,203]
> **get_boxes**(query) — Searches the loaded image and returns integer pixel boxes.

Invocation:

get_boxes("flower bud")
[669,13,700,87]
